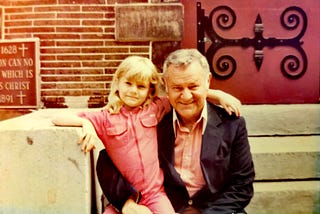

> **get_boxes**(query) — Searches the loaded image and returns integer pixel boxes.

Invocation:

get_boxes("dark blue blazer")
[157,102,255,213]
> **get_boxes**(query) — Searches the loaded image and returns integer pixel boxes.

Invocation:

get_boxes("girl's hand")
[207,89,242,117]
[78,120,98,153]
[122,198,152,214]
[218,93,242,117]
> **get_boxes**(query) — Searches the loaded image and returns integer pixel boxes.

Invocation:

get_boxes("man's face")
[165,61,211,124]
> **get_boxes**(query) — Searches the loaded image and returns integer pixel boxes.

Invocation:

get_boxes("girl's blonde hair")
[106,56,160,113]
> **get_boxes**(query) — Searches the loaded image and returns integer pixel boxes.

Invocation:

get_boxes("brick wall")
[1,0,183,108]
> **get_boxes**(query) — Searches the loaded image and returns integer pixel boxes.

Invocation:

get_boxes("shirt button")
[188,199,193,205]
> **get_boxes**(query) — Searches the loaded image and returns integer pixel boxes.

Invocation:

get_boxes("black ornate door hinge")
[197,2,308,80]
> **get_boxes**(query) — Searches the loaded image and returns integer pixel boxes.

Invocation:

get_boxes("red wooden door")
[181,0,319,104]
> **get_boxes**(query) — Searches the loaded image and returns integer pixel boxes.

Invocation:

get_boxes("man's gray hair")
[162,49,210,78]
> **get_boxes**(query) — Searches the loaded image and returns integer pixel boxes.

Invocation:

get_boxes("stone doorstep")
[246,181,320,214]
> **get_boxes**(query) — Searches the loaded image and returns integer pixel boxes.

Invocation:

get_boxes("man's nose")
[181,88,192,100]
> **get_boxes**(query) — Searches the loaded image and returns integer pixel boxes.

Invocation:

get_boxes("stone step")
[246,181,320,214]
[242,104,320,136]
[250,136,320,180]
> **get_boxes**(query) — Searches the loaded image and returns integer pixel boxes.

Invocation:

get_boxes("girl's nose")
[130,85,138,93]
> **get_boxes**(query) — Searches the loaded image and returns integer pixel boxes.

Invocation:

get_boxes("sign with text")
[0,38,40,108]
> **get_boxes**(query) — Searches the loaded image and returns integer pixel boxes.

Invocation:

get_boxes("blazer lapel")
[200,103,224,193]
[157,111,185,186]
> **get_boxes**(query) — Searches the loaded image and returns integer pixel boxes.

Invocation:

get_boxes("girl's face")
[118,74,150,110]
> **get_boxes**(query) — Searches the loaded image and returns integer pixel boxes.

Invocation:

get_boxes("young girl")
[52,56,241,214]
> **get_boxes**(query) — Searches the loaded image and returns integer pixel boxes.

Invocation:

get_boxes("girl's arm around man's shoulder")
[51,113,87,127]
[207,89,242,117]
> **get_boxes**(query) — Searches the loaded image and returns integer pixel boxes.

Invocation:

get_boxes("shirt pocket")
[140,114,158,138]
[106,124,128,148]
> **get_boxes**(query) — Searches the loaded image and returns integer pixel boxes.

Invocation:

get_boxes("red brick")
[5,7,33,13]
[104,54,130,60]
[80,47,114,54]
[5,34,33,39]
[81,83,106,89]
[41,89,82,96]
[40,40,56,46]
[41,75,81,82]
[80,34,113,40]
[40,69,57,75]
[41,55,56,61]
[57,13,104,19]
[130,47,150,53]
[40,68,97,75]
[56,83,100,89]
[40,47,81,54]
[59,0,106,4]
[82,6,113,12]
[4,0,57,6]
[81,75,110,82]
[35,5,80,12]
[57,55,104,61]
[41,61,82,68]
[34,20,80,26]
[56,68,104,75]
[82,61,120,67]
[8,27,55,33]
[82,20,114,26]
[9,13,56,20]
[5,20,32,27]
[35,33,81,40]
[105,12,115,19]
[56,26,103,33]
[82,89,109,96]
[56,40,104,47]
[41,83,57,89]
[105,68,117,74]
[104,27,115,34]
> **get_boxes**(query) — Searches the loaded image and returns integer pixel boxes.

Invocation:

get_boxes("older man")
[97,49,255,214]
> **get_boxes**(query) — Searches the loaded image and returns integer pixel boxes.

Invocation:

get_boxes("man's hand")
[122,198,152,214]
[78,119,98,153]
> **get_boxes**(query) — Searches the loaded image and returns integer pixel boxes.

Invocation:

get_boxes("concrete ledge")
[247,181,320,214]
[250,136,320,180]
[0,116,92,213]
[242,104,320,136]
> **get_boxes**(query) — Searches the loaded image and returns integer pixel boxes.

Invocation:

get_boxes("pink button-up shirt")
[79,96,171,199]
[173,102,207,197]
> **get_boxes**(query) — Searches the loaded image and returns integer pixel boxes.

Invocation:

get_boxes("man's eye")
[138,85,146,89]
[190,85,199,90]
[125,81,132,86]
[172,86,182,91]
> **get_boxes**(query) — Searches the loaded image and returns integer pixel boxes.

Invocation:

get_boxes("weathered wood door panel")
[181,0,319,104]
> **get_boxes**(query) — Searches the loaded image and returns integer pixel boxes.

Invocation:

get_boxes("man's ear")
[206,73,212,88]
[161,77,168,93]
